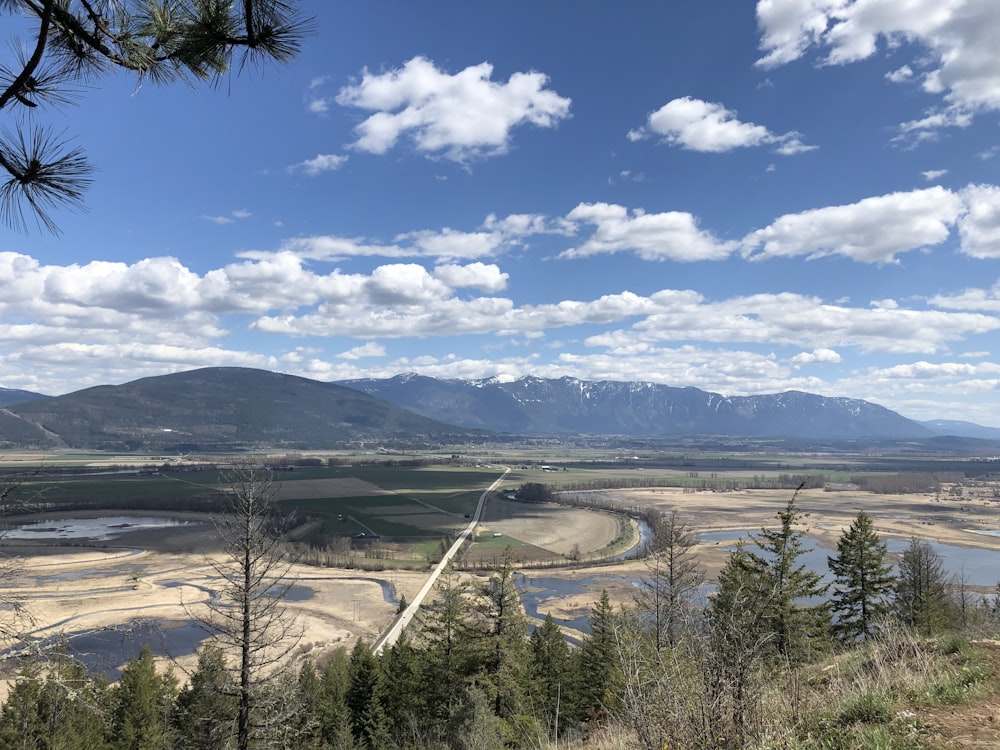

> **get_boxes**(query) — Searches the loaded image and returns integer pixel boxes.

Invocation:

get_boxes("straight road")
[373,467,509,654]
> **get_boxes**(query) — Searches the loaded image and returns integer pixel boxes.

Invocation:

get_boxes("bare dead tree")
[635,509,704,649]
[197,459,303,750]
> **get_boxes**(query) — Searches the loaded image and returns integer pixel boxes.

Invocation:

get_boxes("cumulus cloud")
[957,184,1000,258]
[335,56,571,162]
[791,348,842,365]
[432,262,509,293]
[586,292,1000,356]
[396,228,506,262]
[561,202,738,261]
[742,186,964,262]
[289,153,348,176]
[922,169,949,181]
[5,244,1000,404]
[628,96,815,154]
[755,0,1000,134]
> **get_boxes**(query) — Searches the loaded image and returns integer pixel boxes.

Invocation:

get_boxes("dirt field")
[271,477,395,500]
[478,497,623,556]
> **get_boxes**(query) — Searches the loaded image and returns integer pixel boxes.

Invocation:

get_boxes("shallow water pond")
[3,515,201,541]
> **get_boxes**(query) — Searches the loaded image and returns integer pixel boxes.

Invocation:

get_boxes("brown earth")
[478,497,623,556]
[921,642,1000,749]
[0,516,430,689]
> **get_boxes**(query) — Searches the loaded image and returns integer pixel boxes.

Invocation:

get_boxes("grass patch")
[837,690,893,725]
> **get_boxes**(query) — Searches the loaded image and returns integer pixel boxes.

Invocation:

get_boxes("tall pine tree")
[737,492,829,662]
[111,646,177,750]
[529,614,572,742]
[827,511,895,641]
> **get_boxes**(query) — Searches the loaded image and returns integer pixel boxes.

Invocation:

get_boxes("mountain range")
[338,373,936,439]
[1,368,997,451]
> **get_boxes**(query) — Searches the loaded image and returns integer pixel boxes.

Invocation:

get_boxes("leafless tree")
[635,510,704,649]
[196,459,303,750]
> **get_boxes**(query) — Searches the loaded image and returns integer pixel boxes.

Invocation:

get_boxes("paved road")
[373,467,509,654]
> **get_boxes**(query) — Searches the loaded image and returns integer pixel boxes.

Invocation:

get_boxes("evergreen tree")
[573,590,618,722]
[704,544,774,748]
[528,614,572,741]
[346,641,391,750]
[739,493,829,662]
[110,646,177,750]
[416,566,477,730]
[472,548,530,720]
[318,650,356,750]
[21,652,109,750]
[294,660,326,749]
[0,658,45,749]
[379,634,424,746]
[173,643,238,750]
[894,537,950,635]
[827,511,895,641]
[635,510,704,649]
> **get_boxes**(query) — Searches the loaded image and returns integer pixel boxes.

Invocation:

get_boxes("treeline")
[545,473,828,494]
[849,471,964,494]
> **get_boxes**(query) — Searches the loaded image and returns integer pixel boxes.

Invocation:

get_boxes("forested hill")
[1,367,480,451]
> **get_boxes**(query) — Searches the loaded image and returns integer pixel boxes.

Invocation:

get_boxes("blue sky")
[3,1,1000,426]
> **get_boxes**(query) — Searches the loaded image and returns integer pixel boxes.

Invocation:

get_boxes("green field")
[1,463,504,550]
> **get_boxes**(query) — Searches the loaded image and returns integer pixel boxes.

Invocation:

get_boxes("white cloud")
[432,262,509,293]
[305,76,333,114]
[628,96,815,154]
[364,264,451,305]
[561,202,738,261]
[290,153,348,176]
[742,186,964,262]
[586,291,999,356]
[251,213,570,264]
[930,281,1000,312]
[790,348,842,365]
[922,169,949,181]
[201,209,251,225]
[886,65,914,83]
[868,361,1000,380]
[756,0,1000,135]
[5,245,1000,407]
[398,228,505,261]
[958,183,1000,258]
[337,342,386,360]
[335,56,572,162]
